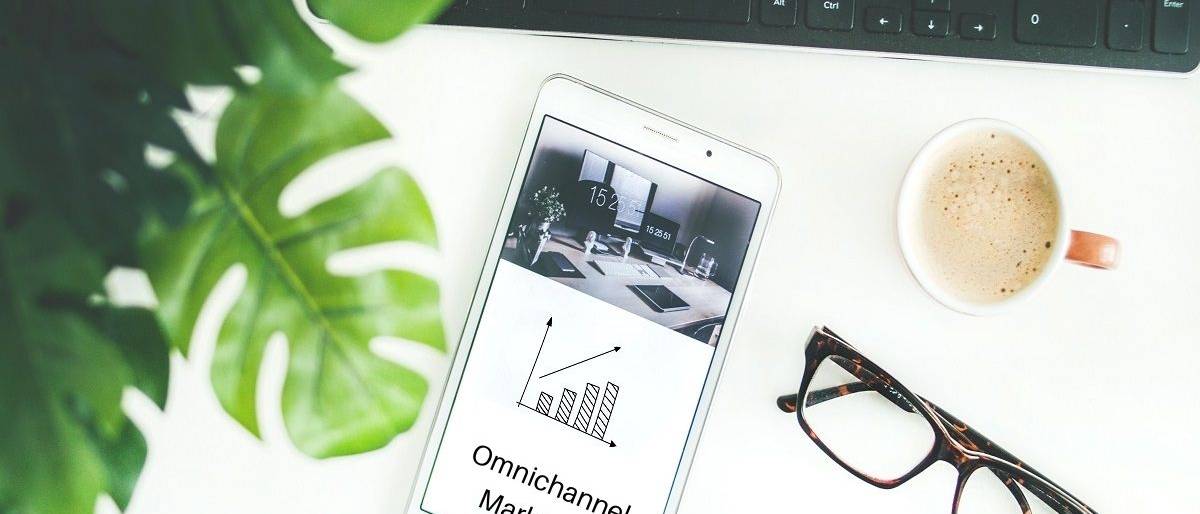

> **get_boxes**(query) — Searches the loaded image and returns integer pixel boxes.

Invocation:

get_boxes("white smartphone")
[407,75,780,514]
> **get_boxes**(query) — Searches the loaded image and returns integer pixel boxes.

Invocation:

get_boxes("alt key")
[761,0,799,26]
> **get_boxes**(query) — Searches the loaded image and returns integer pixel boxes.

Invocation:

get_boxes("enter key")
[1154,0,1192,54]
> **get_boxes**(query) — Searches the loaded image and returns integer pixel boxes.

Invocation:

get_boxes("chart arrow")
[518,317,554,404]
[538,346,621,379]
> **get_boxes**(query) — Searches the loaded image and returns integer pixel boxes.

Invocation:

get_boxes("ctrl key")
[1154,0,1191,54]
[806,0,855,31]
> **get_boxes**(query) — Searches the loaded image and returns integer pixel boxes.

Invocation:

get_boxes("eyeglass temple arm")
[808,382,877,406]
[775,382,907,409]
[930,402,1096,514]
[776,383,917,412]
[775,357,918,413]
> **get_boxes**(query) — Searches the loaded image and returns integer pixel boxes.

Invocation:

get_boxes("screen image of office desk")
[502,235,732,343]
[503,116,761,345]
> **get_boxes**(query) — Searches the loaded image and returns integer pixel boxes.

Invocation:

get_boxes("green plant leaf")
[0,201,169,514]
[0,10,196,265]
[306,0,453,43]
[93,0,351,96]
[141,84,445,458]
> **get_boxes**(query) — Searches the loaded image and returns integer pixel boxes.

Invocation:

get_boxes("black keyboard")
[432,0,1198,74]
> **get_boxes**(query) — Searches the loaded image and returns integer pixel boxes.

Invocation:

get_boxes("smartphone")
[407,75,780,514]
[628,285,690,313]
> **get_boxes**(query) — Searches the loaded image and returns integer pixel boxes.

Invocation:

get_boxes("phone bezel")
[406,74,781,514]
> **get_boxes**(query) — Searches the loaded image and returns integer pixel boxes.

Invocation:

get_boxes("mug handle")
[1066,230,1120,270]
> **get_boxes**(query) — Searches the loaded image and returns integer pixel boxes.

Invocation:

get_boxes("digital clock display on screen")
[639,213,679,254]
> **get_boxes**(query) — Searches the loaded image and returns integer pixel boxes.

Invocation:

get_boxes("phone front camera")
[705,150,713,157]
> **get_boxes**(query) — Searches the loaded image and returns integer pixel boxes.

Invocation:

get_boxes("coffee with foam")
[915,130,1060,303]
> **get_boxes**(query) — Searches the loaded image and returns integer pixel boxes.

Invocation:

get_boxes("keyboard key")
[961,13,997,40]
[913,10,950,37]
[914,0,949,11]
[806,0,854,31]
[569,0,624,16]
[1153,0,1191,54]
[865,7,903,33]
[761,0,799,26]
[535,0,570,12]
[693,0,753,23]
[1015,0,1099,48]
[1108,1,1144,51]
[472,0,524,7]
[576,0,673,18]
[568,0,751,23]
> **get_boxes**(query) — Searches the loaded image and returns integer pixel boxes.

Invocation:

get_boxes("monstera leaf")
[0,204,169,514]
[93,0,350,96]
[141,84,444,458]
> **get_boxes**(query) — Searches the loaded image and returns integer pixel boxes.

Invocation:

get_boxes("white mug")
[897,119,1119,316]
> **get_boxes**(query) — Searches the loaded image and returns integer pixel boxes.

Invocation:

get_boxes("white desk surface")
[125,25,1200,514]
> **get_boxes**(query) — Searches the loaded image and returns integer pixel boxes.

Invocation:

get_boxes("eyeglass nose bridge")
[935,439,978,468]
[948,460,1035,514]
[926,404,988,468]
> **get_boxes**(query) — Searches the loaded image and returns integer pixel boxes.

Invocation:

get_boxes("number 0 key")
[1015,0,1100,48]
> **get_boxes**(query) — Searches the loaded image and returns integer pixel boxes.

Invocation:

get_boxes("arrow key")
[913,10,950,37]
[960,13,997,40]
[865,7,903,33]
[914,0,950,11]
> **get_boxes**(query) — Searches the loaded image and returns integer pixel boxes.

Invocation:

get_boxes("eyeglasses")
[776,327,1097,514]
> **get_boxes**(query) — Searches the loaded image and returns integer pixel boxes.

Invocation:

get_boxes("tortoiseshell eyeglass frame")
[776,327,1097,514]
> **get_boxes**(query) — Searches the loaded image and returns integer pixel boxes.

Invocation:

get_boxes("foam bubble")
[916,130,1059,303]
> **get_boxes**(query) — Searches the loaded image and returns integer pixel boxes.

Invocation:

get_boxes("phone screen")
[419,115,762,514]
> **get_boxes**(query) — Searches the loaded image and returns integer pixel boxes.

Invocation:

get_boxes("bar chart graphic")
[517,317,622,447]
[527,381,620,445]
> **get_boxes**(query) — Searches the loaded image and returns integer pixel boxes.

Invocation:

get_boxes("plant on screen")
[0,0,451,512]
[528,185,568,224]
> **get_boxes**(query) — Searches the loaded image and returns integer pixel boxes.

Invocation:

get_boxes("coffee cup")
[897,119,1119,316]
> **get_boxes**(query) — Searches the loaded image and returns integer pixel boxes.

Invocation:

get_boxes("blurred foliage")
[0,0,450,512]
[142,86,445,458]
[0,203,168,514]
